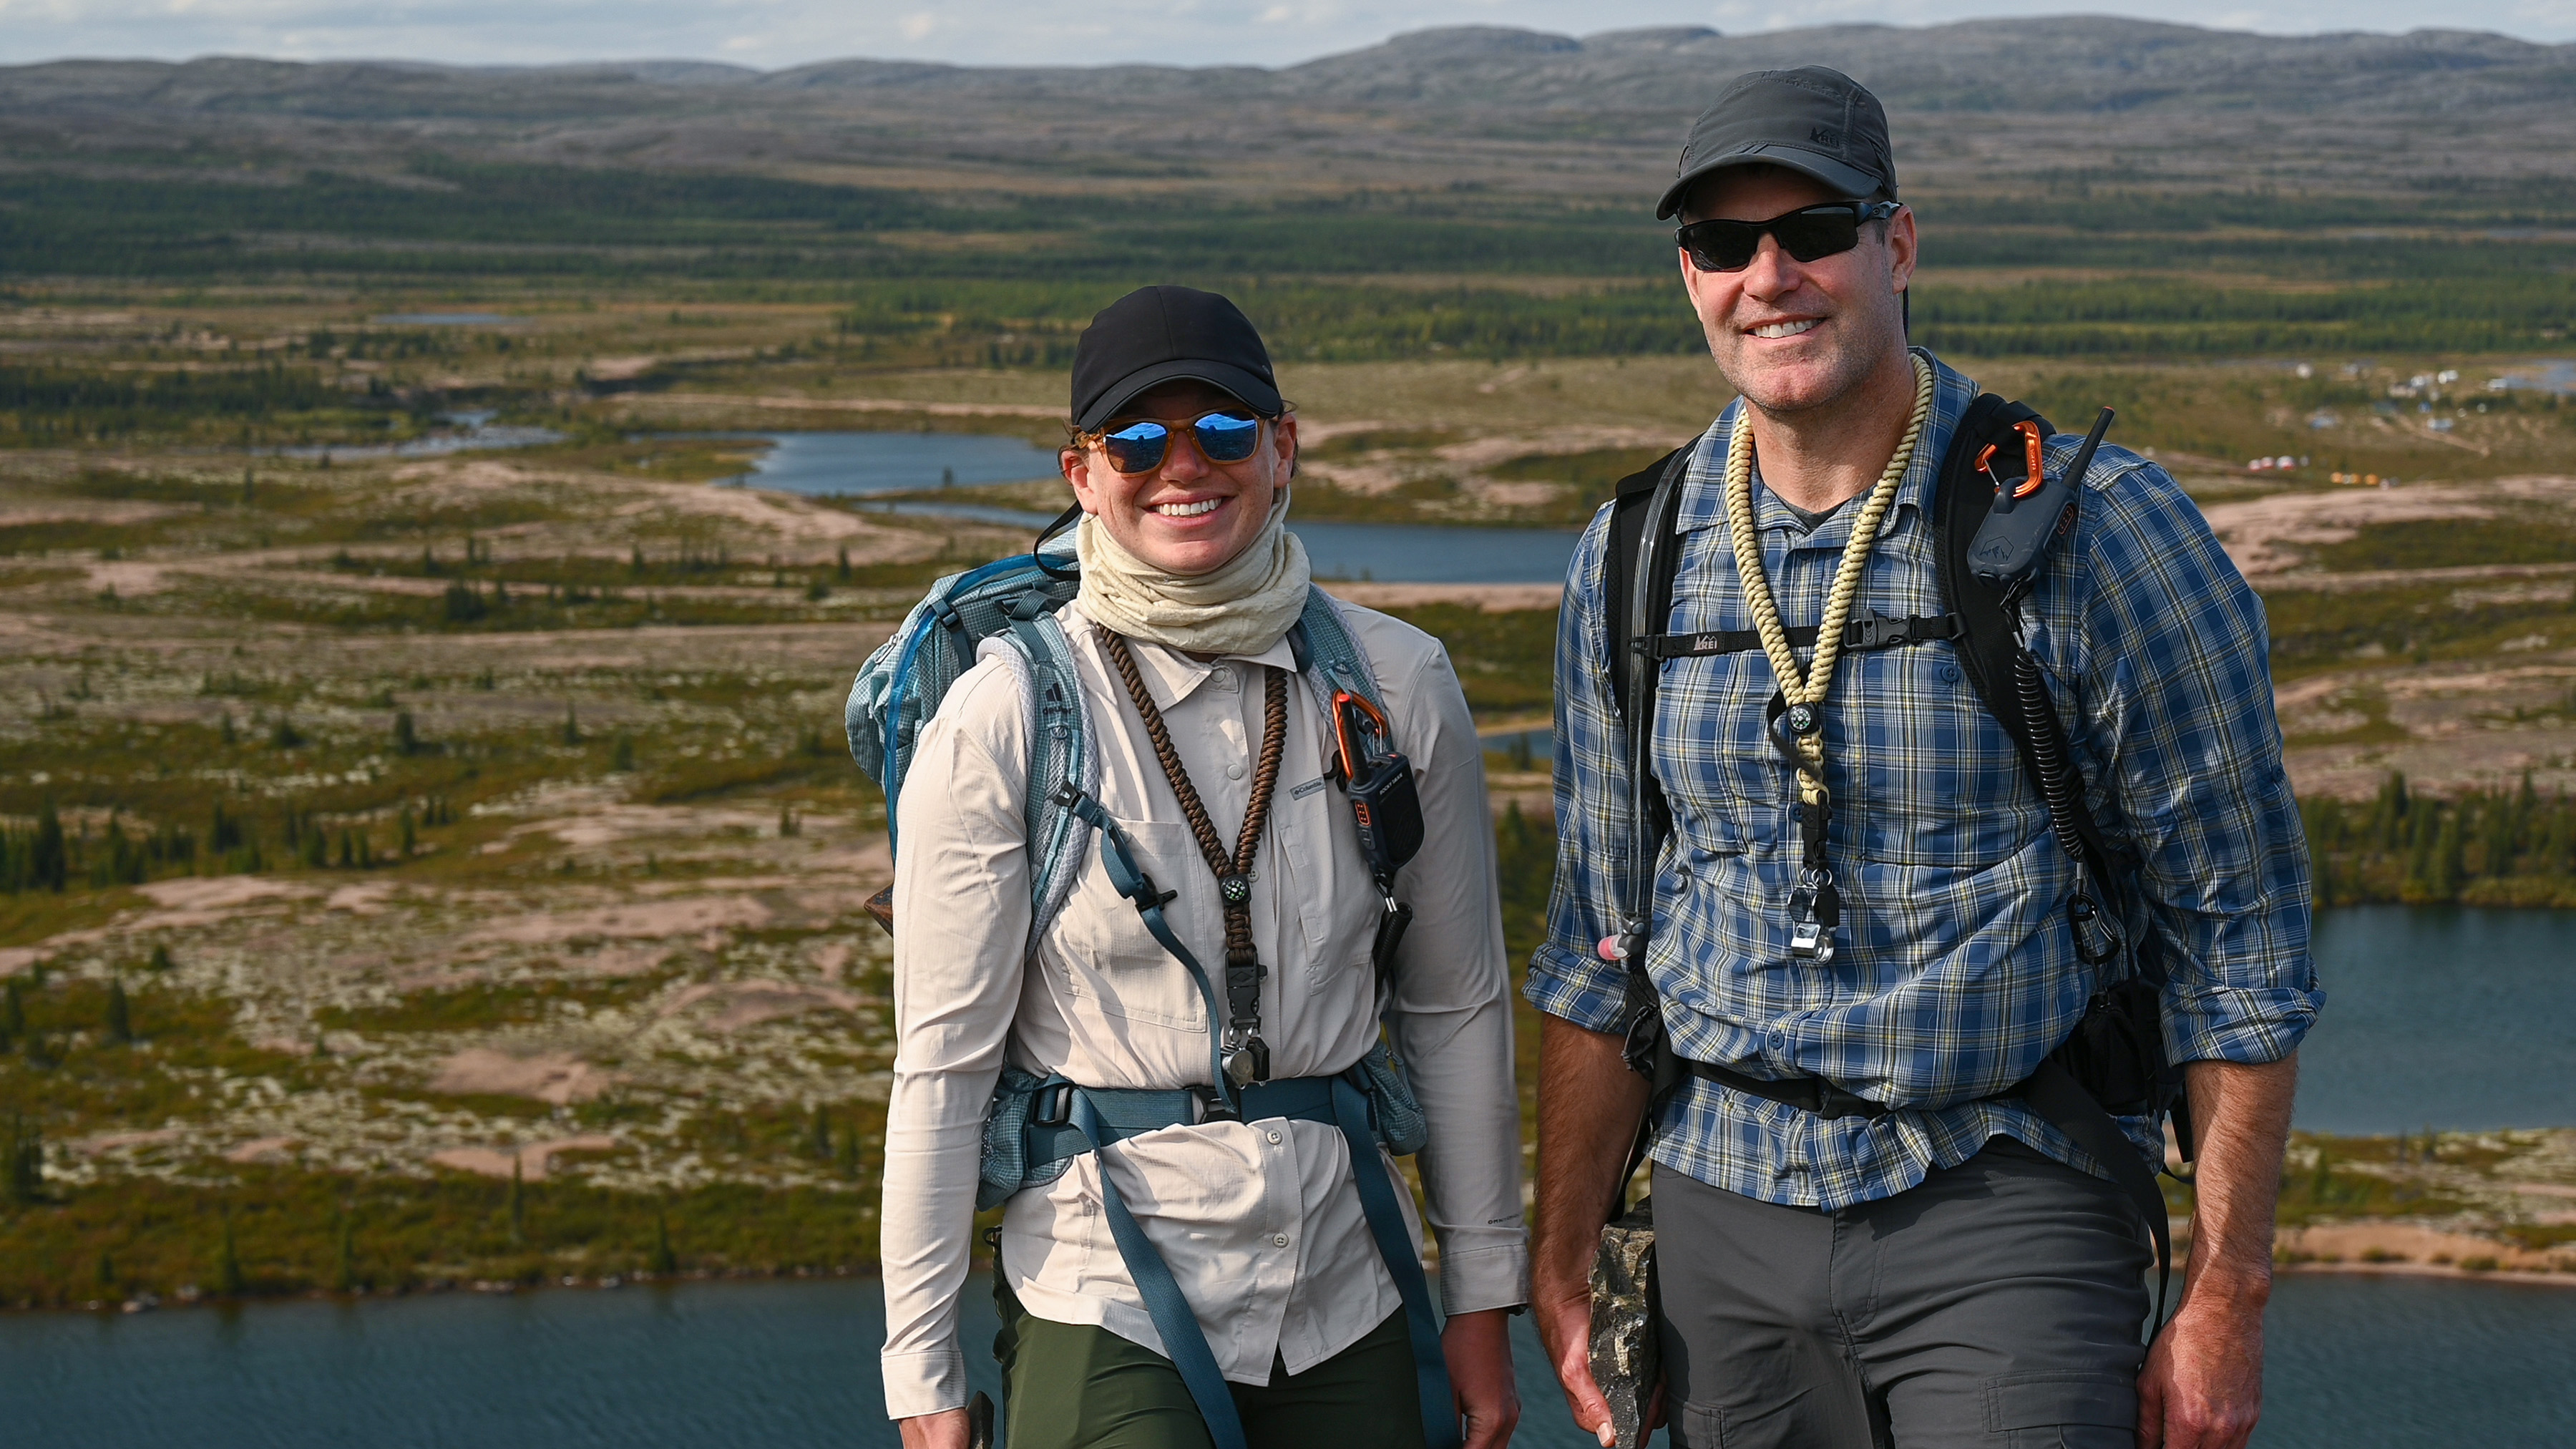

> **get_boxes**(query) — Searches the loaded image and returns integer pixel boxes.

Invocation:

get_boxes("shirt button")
[1767,1030,1787,1050]
[1267,1130,1282,1144]
[1273,1234,1290,1247]
[1225,761,1246,781]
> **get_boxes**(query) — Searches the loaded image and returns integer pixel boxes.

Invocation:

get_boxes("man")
[1526,69,2319,1449]
[882,286,1522,1449]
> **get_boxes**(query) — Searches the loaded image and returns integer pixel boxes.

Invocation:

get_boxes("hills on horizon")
[9,15,2575,118]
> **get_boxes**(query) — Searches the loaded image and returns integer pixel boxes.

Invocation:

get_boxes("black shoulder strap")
[1933,394,2119,891]
[1605,446,1692,709]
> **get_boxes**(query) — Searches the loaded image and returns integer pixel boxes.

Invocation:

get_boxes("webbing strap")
[2022,1056,2173,1326]
[1329,1073,1462,1449]
[1060,787,1234,1113]
[1641,610,1961,660]
[1035,1074,1459,1449]
[1065,1088,1249,1449]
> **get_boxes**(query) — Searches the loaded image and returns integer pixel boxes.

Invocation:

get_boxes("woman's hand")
[897,1408,973,1449]
[1443,1308,1522,1449]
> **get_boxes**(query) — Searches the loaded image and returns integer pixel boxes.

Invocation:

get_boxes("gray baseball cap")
[1656,66,1897,221]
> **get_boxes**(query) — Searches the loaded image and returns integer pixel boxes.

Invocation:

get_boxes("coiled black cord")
[2014,647,2090,862]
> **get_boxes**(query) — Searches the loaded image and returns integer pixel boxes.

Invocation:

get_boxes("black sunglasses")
[1076,409,1266,475]
[1675,200,1901,273]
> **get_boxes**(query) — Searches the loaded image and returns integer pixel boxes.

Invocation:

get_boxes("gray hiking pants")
[1656,1136,2152,1449]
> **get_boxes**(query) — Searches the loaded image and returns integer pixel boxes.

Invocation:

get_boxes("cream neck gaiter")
[1073,492,1312,655]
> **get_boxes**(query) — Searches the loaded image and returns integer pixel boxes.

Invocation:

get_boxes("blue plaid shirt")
[1526,350,2321,1210]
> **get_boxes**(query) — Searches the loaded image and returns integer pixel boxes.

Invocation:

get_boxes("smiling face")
[1060,380,1297,577]
[1678,165,1917,419]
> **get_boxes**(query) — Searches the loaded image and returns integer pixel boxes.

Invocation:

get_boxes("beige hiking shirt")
[879,595,1527,1419]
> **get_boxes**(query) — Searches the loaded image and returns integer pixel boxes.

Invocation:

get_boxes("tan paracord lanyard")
[1722,352,1936,965]
[1098,630,1289,1086]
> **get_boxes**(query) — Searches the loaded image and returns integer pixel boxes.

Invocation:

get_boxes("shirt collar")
[1065,597,1299,712]
[1672,349,1982,543]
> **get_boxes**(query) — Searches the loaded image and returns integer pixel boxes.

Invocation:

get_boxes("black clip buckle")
[1187,1085,1236,1124]
[1030,1081,1074,1129]
[1813,1081,1885,1119]
[1847,610,1908,650]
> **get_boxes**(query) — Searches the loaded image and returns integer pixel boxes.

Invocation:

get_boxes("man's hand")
[1531,1015,1654,1448]
[1444,1307,1521,1448]
[897,1409,972,1449]
[2136,1055,2296,1449]
[2137,1291,2264,1449]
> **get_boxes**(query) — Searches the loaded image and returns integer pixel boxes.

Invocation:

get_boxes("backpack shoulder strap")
[1931,394,2126,897]
[1289,584,1387,717]
[998,590,1098,940]
[1605,446,1693,709]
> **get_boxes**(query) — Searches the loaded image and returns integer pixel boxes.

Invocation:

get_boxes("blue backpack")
[844,532,1402,943]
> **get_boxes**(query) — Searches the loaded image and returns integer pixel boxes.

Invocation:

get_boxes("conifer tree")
[1,978,22,1042]
[508,1156,525,1245]
[333,1203,357,1292]
[649,1210,676,1274]
[215,1206,245,1296]
[30,800,67,892]
[393,711,419,757]
[560,702,581,747]
[104,977,132,1044]
[2429,811,2465,901]
[147,943,174,973]
[4,1115,42,1205]
[809,1104,832,1161]
[398,807,417,860]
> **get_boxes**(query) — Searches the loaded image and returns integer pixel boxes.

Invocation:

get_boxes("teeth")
[1752,319,1820,339]
[1154,499,1222,517]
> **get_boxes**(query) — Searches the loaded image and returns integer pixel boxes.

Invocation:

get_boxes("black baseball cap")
[1656,66,1897,221]
[1070,286,1282,431]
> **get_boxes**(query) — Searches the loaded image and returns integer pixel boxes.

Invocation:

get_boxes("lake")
[699,429,1586,584]
[713,429,1064,496]
[6,1270,2569,1448]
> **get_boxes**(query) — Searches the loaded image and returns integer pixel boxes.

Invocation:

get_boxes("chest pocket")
[1047,818,1214,1033]
[1651,522,2046,871]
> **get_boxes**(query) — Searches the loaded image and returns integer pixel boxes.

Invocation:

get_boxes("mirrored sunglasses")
[1082,410,1266,475]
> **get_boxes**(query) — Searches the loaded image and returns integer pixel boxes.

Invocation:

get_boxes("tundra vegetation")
[2,19,2574,1304]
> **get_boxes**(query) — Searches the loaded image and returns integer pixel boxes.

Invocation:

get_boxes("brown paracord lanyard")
[1099,630,1289,1087]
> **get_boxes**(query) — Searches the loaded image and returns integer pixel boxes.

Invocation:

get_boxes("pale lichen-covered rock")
[1588,1197,1659,1449]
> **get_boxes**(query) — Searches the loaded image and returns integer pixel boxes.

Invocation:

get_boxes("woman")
[879,286,1525,1449]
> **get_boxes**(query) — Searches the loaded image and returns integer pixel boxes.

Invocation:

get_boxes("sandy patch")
[2276,1221,2574,1279]
[658,980,864,1033]
[225,1136,300,1164]
[648,391,1059,420]
[325,882,400,914]
[430,1049,620,1104]
[73,1128,184,1156]
[467,894,774,947]
[1324,582,1562,613]
[430,1135,620,1181]
[135,877,318,912]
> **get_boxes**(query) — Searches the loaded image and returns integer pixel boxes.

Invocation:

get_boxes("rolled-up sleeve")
[1523,507,1638,1034]
[880,662,1032,1420]
[1388,643,1529,1315]
[2074,459,2321,1065]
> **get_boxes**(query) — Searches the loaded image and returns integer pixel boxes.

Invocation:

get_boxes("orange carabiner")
[1975,419,2051,499]
[1332,690,1391,780]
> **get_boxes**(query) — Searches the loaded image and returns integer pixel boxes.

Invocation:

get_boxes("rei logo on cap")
[1811,127,1841,147]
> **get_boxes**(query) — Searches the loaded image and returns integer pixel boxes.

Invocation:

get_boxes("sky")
[0,0,2569,72]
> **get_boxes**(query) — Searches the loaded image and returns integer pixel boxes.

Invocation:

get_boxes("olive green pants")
[992,1272,1429,1449]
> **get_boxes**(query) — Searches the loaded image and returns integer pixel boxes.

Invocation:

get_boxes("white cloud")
[0,0,2562,70]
